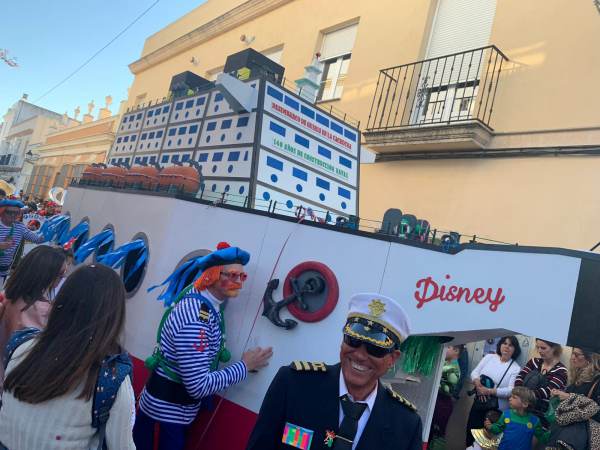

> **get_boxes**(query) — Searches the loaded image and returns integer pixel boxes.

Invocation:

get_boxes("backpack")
[4,328,132,450]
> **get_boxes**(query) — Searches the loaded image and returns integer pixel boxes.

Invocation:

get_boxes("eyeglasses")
[343,334,394,358]
[220,271,248,282]
[3,210,20,217]
[572,351,587,359]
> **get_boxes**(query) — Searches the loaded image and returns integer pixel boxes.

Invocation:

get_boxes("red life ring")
[283,261,339,322]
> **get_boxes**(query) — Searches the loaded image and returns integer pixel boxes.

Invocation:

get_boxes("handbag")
[523,366,550,414]
[472,360,514,411]
[545,379,600,450]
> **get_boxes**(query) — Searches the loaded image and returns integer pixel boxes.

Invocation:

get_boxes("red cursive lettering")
[414,275,505,312]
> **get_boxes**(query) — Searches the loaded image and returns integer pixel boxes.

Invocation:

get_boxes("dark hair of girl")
[4,245,65,308]
[496,335,522,360]
[4,264,126,403]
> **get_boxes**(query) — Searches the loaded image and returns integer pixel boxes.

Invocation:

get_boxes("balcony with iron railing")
[364,45,508,154]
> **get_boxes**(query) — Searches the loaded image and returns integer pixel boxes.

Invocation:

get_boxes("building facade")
[27,98,119,199]
[122,0,600,248]
[0,95,78,193]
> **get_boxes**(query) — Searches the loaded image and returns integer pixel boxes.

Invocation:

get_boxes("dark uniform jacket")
[246,362,423,450]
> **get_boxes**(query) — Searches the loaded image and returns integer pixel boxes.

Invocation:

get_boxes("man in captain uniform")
[247,293,422,450]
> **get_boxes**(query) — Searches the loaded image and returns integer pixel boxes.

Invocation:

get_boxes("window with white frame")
[262,45,284,64]
[317,23,358,102]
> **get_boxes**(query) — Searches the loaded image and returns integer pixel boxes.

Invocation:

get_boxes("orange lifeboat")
[126,165,160,190]
[157,164,200,194]
[99,166,128,188]
[81,164,105,185]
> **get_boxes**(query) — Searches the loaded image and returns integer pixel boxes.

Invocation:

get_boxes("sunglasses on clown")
[220,271,248,282]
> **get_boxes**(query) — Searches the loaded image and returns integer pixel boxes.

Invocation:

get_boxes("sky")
[0,0,206,119]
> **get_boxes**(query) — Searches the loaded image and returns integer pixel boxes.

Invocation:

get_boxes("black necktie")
[333,394,368,450]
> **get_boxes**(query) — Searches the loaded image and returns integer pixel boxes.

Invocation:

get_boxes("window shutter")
[262,47,283,64]
[425,0,497,85]
[320,23,358,61]
[426,0,497,59]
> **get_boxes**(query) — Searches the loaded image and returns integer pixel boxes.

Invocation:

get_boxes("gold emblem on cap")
[368,299,386,318]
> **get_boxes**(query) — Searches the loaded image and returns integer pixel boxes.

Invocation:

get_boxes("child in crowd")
[468,409,502,450]
[429,345,464,449]
[485,386,549,450]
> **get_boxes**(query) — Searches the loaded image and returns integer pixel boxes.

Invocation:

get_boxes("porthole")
[94,224,115,262]
[71,218,90,253]
[120,232,149,298]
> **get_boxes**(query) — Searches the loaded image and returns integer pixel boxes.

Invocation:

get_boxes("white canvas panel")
[264,81,359,158]
[142,104,172,129]
[137,128,166,153]
[158,151,193,167]
[261,115,357,186]
[379,245,580,345]
[163,121,202,150]
[199,180,250,207]
[256,148,357,215]
[119,110,145,133]
[196,147,253,178]
[197,113,256,148]
[169,93,209,124]
[253,183,338,221]
[111,131,141,154]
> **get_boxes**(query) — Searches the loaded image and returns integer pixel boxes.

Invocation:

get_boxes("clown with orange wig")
[134,242,273,450]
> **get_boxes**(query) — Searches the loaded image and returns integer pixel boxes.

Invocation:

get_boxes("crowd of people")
[0,201,596,450]
[426,335,600,450]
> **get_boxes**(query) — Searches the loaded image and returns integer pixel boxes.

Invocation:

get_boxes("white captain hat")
[344,293,412,349]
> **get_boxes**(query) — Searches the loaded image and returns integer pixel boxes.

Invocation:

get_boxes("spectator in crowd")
[485,387,549,450]
[0,245,66,385]
[429,344,464,449]
[0,199,46,286]
[544,348,600,449]
[515,339,568,419]
[466,336,522,447]
[556,348,600,407]
[0,264,135,450]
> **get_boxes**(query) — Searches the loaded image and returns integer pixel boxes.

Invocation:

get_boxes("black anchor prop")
[262,275,326,330]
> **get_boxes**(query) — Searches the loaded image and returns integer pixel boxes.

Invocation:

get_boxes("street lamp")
[25,150,40,162]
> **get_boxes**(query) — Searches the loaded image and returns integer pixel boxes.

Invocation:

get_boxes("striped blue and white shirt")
[139,288,247,425]
[0,221,45,276]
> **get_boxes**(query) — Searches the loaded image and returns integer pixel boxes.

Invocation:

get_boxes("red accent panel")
[130,355,258,450]
[131,354,151,396]
[284,261,339,322]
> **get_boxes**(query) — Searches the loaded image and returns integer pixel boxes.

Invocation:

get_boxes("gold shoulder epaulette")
[289,361,327,372]
[386,386,417,411]
[198,303,211,322]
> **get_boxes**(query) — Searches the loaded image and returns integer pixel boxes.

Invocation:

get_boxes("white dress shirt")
[339,371,378,450]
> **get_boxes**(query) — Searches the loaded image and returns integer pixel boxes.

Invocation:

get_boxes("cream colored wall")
[140,0,247,56]
[127,0,436,123]
[489,0,600,133]
[360,155,600,249]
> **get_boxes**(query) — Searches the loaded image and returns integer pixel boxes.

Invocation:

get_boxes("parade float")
[43,49,600,450]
